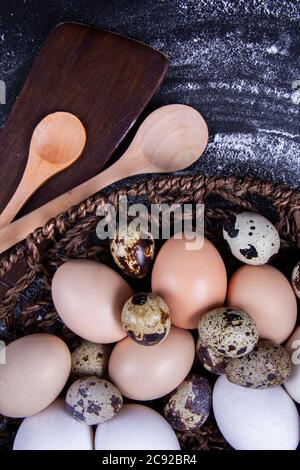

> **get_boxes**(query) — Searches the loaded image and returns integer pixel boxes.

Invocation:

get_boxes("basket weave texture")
[0,173,299,450]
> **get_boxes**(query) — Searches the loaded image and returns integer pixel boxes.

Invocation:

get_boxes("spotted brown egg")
[225,339,291,389]
[110,226,155,278]
[164,374,211,431]
[223,212,280,265]
[198,307,259,358]
[65,377,123,425]
[71,340,111,380]
[291,261,300,299]
[121,293,171,346]
[196,337,228,375]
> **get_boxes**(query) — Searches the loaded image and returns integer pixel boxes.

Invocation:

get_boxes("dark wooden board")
[0,22,168,219]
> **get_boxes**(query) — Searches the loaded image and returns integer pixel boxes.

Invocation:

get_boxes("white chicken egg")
[223,212,280,265]
[213,375,299,450]
[13,399,93,450]
[94,404,180,450]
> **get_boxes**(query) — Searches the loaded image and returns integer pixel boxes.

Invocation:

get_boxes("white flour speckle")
[267,45,278,54]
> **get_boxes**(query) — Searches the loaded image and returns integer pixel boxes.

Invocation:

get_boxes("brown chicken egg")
[110,226,155,278]
[227,265,297,344]
[152,236,227,329]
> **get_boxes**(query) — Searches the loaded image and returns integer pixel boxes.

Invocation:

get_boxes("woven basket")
[0,173,299,450]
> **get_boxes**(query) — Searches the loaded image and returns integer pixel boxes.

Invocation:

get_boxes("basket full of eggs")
[0,107,299,451]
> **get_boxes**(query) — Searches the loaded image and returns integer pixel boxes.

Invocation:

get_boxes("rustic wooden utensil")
[0,104,208,253]
[0,22,169,220]
[0,112,86,229]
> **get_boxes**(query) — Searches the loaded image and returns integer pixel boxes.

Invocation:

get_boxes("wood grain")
[0,22,169,220]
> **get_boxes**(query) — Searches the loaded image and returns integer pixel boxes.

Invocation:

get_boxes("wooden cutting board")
[0,22,168,220]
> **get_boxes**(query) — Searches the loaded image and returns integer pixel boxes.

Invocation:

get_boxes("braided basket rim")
[1,172,299,276]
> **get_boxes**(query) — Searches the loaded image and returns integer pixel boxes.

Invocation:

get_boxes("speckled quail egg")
[121,293,171,346]
[223,212,280,265]
[225,339,291,389]
[291,261,300,299]
[198,307,259,358]
[71,340,111,380]
[196,337,228,375]
[65,376,123,425]
[164,374,211,431]
[110,226,155,278]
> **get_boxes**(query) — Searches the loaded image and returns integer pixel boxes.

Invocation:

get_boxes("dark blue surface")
[0,0,299,187]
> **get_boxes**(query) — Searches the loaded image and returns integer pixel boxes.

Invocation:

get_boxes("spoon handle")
[0,154,135,254]
[0,157,58,229]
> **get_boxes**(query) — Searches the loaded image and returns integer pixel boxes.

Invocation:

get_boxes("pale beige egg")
[109,326,195,400]
[52,259,133,343]
[0,334,71,418]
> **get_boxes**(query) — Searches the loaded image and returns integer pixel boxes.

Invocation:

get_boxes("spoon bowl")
[31,112,86,165]
[0,112,86,228]
[134,104,208,172]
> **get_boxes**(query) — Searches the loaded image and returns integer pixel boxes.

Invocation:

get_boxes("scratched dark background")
[0,0,299,188]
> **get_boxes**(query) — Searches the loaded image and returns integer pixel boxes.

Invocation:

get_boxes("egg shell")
[164,374,211,431]
[66,377,123,425]
[198,307,258,358]
[284,326,300,403]
[71,340,111,379]
[227,265,297,344]
[0,333,71,418]
[152,236,227,329]
[51,259,133,343]
[213,375,300,450]
[110,226,155,278]
[291,261,300,299]
[13,398,93,450]
[225,339,291,388]
[223,212,280,265]
[121,293,171,345]
[95,404,180,450]
[196,337,228,375]
[109,326,195,400]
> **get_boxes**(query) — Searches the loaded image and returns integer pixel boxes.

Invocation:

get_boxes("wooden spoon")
[0,112,86,229]
[0,104,208,253]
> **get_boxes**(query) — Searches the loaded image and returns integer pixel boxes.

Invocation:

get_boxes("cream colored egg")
[51,259,133,343]
[0,334,71,418]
